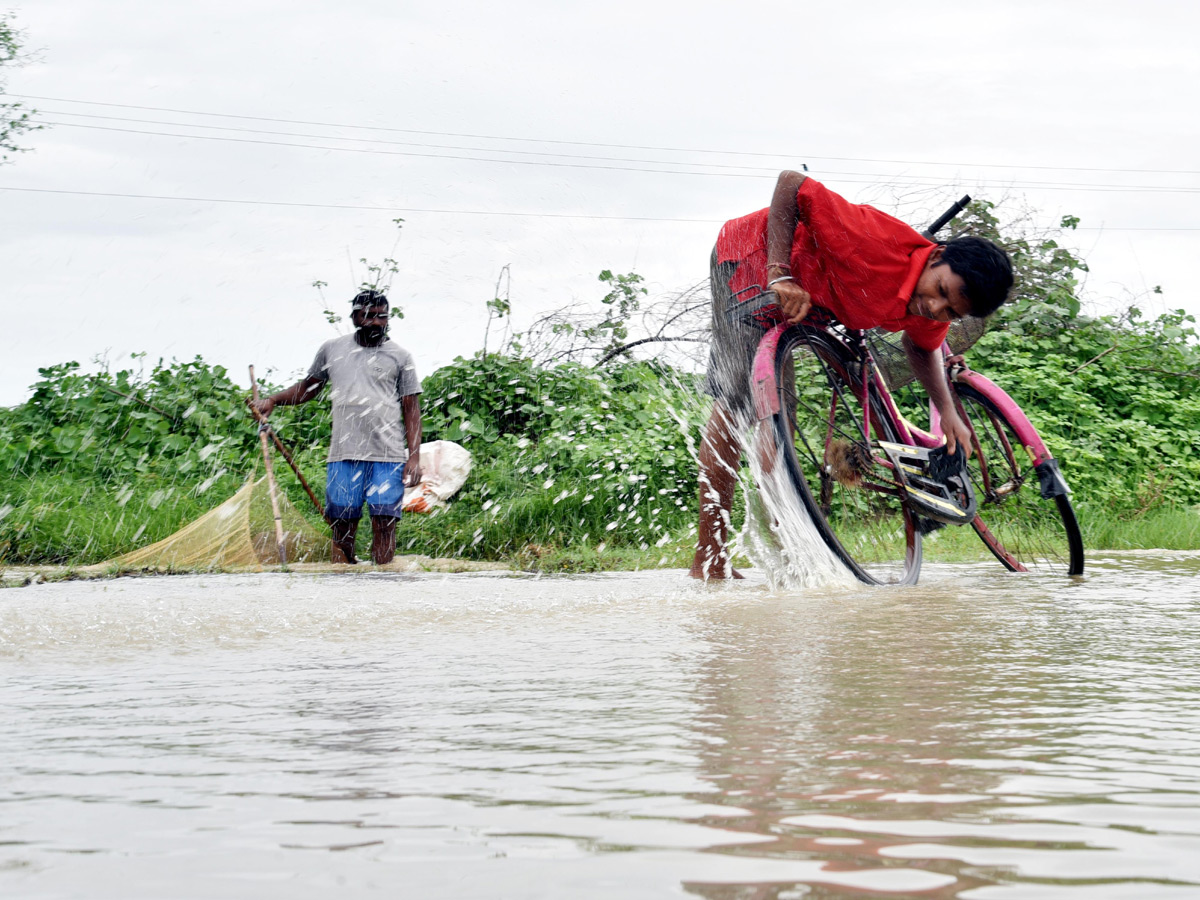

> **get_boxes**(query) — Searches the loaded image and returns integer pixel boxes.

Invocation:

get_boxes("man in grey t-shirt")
[253,290,423,565]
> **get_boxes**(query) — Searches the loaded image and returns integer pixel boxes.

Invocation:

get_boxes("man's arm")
[902,334,971,456]
[766,170,813,324]
[251,376,325,417]
[401,394,423,487]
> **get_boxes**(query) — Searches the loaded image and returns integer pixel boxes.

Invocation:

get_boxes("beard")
[359,324,387,344]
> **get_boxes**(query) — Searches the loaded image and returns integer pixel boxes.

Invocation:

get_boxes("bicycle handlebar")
[921,194,972,239]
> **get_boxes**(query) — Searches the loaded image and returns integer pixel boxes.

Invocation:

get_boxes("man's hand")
[939,408,973,458]
[404,454,422,488]
[773,280,812,325]
[248,377,324,420]
[249,396,275,418]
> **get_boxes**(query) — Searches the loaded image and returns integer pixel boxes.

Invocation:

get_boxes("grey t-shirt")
[307,333,422,463]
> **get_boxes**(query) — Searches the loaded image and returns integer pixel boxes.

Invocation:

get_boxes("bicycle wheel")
[774,327,921,585]
[955,384,1084,575]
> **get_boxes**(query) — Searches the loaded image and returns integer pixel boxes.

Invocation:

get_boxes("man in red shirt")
[692,170,1013,579]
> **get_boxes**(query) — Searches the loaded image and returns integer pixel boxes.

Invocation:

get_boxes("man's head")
[909,236,1014,324]
[350,289,390,345]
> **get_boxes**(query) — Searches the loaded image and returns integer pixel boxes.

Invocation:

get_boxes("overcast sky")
[2,0,1197,405]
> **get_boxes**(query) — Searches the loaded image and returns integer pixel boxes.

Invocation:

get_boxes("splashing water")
[734,427,855,591]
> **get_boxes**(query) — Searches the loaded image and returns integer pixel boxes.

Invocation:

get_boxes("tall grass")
[1083,505,1200,551]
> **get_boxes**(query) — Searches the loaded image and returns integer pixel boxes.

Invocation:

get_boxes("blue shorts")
[325,460,406,519]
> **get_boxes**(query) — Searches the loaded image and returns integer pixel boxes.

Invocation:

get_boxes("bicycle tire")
[773,327,921,585]
[955,384,1084,576]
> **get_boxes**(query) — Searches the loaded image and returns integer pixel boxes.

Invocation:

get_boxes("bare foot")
[688,554,745,580]
[687,568,745,580]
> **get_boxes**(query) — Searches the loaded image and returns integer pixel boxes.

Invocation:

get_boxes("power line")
[38,109,772,173]
[14,92,1200,178]
[37,119,1200,195]
[4,185,1199,230]
[41,110,1200,195]
[0,185,722,222]
[39,120,775,179]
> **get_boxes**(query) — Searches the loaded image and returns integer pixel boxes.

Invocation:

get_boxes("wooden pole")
[246,401,329,523]
[249,366,288,566]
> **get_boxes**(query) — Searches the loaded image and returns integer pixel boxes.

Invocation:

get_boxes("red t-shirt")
[715,178,950,352]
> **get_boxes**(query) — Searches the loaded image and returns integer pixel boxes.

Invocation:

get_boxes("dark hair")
[351,289,388,310]
[937,236,1013,318]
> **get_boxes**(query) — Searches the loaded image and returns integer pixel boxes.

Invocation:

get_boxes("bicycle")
[730,197,1085,585]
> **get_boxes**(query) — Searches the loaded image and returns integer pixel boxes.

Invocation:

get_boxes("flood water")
[3,554,1200,898]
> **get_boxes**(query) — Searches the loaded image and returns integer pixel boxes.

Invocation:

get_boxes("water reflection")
[683,554,1200,896]
[1,555,1199,897]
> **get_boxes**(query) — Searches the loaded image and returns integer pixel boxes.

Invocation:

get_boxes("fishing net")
[84,475,329,572]
[867,316,989,390]
[70,440,473,574]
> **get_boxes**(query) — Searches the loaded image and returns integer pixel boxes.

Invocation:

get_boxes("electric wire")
[38,109,774,173]
[12,92,1200,178]
[3,185,1197,230]
[36,119,1200,194]
[8,95,1200,229]
[38,120,774,179]
[0,185,721,222]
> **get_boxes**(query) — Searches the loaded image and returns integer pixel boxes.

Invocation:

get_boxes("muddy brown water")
[3,553,1200,898]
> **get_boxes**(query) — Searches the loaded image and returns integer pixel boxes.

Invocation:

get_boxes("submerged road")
[3,554,1200,898]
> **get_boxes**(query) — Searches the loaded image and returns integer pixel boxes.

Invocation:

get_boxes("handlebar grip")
[922,194,972,239]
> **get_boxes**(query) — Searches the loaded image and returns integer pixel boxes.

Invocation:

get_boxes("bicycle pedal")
[928,444,967,483]
[875,441,935,480]
[906,481,977,526]
[876,441,978,526]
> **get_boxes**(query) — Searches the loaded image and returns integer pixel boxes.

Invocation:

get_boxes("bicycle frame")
[752,320,1071,501]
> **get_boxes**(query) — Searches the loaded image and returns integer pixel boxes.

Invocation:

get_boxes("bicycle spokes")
[774,328,920,585]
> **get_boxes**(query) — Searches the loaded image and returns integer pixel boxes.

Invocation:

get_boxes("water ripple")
[2,556,1199,897]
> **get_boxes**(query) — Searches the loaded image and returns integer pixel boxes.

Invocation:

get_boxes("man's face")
[353,304,389,343]
[908,250,971,323]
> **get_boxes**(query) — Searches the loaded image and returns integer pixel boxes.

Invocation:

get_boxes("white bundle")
[401,440,473,514]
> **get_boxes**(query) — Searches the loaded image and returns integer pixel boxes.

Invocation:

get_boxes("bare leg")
[751,419,779,477]
[370,515,397,565]
[690,403,745,580]
[330,517,359,564]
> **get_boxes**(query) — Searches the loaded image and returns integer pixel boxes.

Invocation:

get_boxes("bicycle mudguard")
[751,323,789,420]
[1035,458,1071,499]
[956,369,1074,499]
[952,370,1052,465]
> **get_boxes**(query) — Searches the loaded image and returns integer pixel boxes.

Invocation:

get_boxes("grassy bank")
[3,342,1199,573]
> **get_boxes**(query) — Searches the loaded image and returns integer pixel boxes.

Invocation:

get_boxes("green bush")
[967,307,1200,513]
[0,353,710,566]
[397,355,706,561]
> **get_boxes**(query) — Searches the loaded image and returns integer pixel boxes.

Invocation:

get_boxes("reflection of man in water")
[252,290,423,565]
[692,170,1014,579]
